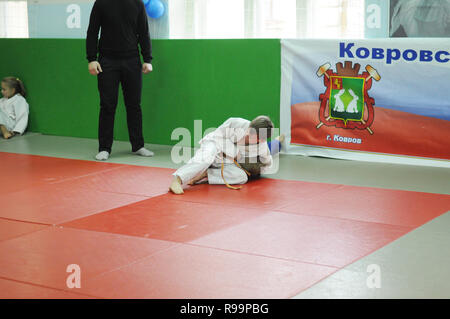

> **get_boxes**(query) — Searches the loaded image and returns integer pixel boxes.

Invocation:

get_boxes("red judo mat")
[0,152,449,298]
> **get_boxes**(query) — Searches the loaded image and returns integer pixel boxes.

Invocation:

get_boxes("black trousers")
[97,56,144,153]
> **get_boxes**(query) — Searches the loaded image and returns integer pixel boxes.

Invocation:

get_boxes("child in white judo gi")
[169,116,275,195]
[0,77,29,139]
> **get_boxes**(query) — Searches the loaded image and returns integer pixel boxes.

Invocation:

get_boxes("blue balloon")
[142,0,150,6]
[145,0,165,19]
[267,139,281,155]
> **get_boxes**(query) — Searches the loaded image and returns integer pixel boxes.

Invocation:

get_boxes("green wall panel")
[0,39,281,146]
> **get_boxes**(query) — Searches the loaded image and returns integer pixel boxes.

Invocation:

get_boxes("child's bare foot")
[1,126,13,139]
[188,170,208,185]
[169,176,184,194]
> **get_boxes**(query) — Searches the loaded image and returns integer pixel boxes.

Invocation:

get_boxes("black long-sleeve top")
[86,0,152,63]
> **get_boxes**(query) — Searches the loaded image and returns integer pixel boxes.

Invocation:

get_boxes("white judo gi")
[0,94,29,135]
[174,117,273,185]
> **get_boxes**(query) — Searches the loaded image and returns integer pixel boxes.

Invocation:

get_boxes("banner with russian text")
[280,39,450,167]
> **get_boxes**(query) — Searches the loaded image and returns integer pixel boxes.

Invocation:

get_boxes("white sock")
[95,151,109,161]
[134,147,154,157]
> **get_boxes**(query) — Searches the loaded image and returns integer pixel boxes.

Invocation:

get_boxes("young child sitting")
[0,77,29,139]
[169,116,275,194]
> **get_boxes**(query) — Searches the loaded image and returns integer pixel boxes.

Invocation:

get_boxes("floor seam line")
[184,242,340,270]
[85,243,184,282]
[270,209,419,230]
[47,166,125,185]
[0,276,103,299]
[0,217,52,227]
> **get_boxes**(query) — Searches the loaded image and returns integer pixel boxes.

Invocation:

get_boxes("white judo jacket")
[0,94,29,134]
[199,117,273,173]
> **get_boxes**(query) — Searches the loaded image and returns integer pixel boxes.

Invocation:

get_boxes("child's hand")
[88,61,103,75]
[142,63,153,74]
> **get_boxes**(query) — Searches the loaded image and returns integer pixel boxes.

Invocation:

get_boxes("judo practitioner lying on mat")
[169,116,277,195]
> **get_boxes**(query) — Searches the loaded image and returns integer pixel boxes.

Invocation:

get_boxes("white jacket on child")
[200,117,273,173]
[174,117,274,185]
[200,117,249,159]
[0,94,29,134]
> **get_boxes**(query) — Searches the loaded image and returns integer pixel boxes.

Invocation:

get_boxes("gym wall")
[0,38,281,146]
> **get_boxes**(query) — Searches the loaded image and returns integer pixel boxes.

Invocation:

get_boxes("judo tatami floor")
[1,133,449,298]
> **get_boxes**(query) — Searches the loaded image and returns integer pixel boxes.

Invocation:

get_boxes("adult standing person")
[86,0,154,161]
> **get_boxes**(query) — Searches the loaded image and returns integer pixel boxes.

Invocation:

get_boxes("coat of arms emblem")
[316,61,380,135]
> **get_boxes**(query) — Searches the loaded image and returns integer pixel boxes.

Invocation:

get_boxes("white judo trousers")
[173,117,253,185]
[173,140,248,185]
[0,110,15,131]
[173,117,272,185]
